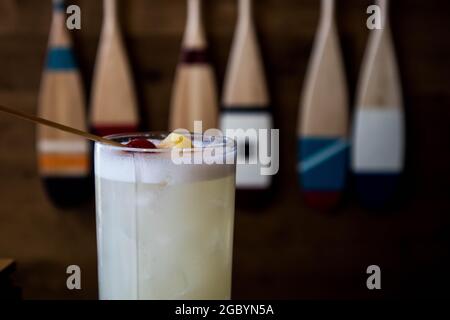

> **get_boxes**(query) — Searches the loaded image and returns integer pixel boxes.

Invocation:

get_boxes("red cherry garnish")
[125,138,157,149]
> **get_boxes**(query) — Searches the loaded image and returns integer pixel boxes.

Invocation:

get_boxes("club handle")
[239,0,253,20]
[184,0,206,48]
[320,0,335,23]
[104,0,118,20]
[377,0,390,29]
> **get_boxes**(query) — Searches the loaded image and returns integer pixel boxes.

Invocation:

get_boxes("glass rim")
[97,131,237,154]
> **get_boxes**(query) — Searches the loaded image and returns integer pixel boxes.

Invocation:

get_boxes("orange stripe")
[39,154,90,173]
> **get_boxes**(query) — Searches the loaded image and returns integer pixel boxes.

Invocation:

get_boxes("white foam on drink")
[95,144,235,185]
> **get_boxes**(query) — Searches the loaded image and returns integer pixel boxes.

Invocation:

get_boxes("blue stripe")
[53,0,65,11]
[46,48,77,70]
[298,137,349,191]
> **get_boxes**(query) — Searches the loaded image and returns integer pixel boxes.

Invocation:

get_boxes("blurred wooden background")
[1,0,450,299]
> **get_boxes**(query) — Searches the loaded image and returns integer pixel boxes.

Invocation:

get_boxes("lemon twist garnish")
[158,133,193,149]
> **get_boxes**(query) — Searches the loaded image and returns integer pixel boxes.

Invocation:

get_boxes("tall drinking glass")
[94,133,236,300]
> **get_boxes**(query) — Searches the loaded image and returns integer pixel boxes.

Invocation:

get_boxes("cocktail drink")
[94,133,236,300]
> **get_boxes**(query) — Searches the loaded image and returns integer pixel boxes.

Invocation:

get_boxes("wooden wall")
[0,0,450,299]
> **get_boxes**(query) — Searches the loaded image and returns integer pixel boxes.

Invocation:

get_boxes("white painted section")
[220,111,272,189]
[38,140,89,154]
[183,0,206,49]
[352,108,404,172]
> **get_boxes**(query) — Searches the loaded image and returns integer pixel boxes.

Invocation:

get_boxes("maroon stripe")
[180,48,210,64]
[92,125,139,137]
[303,191,342,211]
